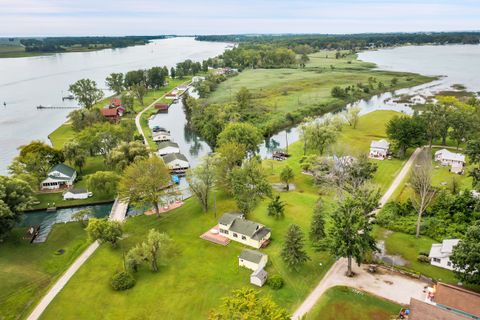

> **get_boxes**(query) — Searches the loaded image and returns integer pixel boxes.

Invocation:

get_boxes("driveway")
[292,258,427,319]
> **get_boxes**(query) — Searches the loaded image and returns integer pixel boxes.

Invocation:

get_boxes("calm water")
[0,37,229,174]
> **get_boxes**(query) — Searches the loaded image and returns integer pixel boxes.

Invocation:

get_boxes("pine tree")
[310,200,325,248]
[267,195,285,219]
[281,224,310,271]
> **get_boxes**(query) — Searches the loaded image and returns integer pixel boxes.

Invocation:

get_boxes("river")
[0,37,230,174]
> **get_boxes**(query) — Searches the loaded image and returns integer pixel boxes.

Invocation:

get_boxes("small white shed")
[63,189,92,200]
[250,268,268,287]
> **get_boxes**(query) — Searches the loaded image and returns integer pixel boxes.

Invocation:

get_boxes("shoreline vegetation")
[0,35,169,58]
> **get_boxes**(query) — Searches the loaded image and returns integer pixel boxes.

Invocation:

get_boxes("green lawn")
[205,51,434,133]
[375,228,458,284]
[0,223,89,320]
[37,110,407,319]
[305,286,402,320]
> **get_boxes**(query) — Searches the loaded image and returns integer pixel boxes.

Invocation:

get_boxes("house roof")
[49,163,76,178]
[219,212,244,226]
[429,239,460,258]
[110,97,122,107]
[252,227,271,241]
[230,219,264,238]
[162,153,189,164]
[370,139,390,149]
[409,298,469,320]
[100,107,119,117]
[435,149,466,163]
[157,141,179,150]
[435,282,480,317]
[65,188,88,194]
[239,249,267,264]
[251,267,267,279]
[154,103,169,109]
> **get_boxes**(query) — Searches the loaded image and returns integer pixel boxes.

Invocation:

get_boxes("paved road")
[291,258,427,319]
[27,241,100,320]
[134,95,165,148]
[292,147,422,320]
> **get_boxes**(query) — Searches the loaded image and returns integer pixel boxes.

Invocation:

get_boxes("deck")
[200,225,230,246]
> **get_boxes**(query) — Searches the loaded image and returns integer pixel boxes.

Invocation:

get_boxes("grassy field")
[305,286,402,320]
[205,51,434,132]
[375,228,458,284]
[0,223,89,320]
[37,111,408,319]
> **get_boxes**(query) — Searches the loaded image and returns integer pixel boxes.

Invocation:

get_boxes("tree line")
[21,36,167,52]
[196,32,480,51]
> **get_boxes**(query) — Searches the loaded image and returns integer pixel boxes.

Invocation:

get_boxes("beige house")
[40,164,76,190]
[369,139,390,159]
[218,213,271,249]
[239,249,268,271]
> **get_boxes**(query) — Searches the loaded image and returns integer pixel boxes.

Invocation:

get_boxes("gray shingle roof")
[230,219,263,237]
[162,153,189,164]
[219,212,244,226]
[66,188,88,194]
[49,163,76,178]
[239,249,266,264]
[252,227,271,241]
[251,267,267,279]
[157,141,179,149]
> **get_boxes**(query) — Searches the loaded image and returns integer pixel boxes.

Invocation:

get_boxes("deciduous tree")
[451,221,480,285]
[69,79,104,109]
[86,171,120,198]
[187,155,216,213]
[279,166,294,191]
[217,122,263,155]
[105,73,124,95]
[86,218,123,247]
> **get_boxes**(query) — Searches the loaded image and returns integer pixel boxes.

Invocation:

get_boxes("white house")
[429,239,460,271]
[157,141,180,156]
[162,153,190,173]
[152,131,171,142]
[435,149,466,174]
[63,188,92,200]
[239,249,268,271]
[218,212,271,249]
[250,267,268,287]
[40,164,77,190]
[369,139,390,160]
[192,76,205,83]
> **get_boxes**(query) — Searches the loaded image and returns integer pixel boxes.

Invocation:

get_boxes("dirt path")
[292,147,423,319]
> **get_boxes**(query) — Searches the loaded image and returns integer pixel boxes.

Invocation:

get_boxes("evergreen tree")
[267,195,285,219]
[281,224,310,271]
[310,200,325,248]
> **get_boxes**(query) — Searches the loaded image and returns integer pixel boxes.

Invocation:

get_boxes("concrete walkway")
[27,201,128,320]
[292,259,427,319]
[292,147,423,319]
[27,241,100,320]
[134,95,165,147]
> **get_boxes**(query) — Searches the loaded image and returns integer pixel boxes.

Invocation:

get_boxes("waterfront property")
[434,149,466,174]
[154,102,170,113]
[428,239,460,271]
[109,97,122,107]
[218,212,271,249]
[162,153,190,173]
[100,106,125,123]
[152,131,171,142]
[369,139,390,160]
[63,189,92,200]
[40,164,77,190]
[157,141,180,156]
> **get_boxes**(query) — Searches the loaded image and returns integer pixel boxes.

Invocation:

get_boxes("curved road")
[292,147,422,319]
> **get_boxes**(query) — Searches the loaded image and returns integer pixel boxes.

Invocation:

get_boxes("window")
[242,236,246,240]
[447,261,452,267]
[233,233,238,238]
[433,258,440,263]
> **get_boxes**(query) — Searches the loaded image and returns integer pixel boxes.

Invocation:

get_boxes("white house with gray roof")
[162,153,190,173]
[40,164,77,190]
[369,139,390,160]
[157,141,180,156]
[429,239,460,271]
[63,188,92,200]
[218,212,271,249]
[435,149,466,174]
[239,249,268,271]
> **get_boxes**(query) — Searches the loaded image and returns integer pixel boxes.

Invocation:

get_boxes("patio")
[200,225,230,246]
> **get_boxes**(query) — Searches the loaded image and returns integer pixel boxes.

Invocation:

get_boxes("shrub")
[267,275,284,290]
[417,255,430,263]
[110,271,136,291]
[419,251,429,257]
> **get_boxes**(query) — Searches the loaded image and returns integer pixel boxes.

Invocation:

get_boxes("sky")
[1,0,480,36]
